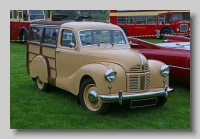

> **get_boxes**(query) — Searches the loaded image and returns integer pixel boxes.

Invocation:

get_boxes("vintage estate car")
[127,35,190,84]
[26,21,173,115]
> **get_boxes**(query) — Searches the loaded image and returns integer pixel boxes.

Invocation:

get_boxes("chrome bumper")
[100,85,173,105]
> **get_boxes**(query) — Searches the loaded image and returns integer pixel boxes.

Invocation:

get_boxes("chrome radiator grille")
[130,64,149,72]
[180,24,188,32]
[127,72,150,92]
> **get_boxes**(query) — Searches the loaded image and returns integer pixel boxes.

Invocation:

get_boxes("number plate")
[130,97,157,108]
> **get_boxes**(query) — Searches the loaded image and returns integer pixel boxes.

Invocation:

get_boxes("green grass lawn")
[137,38,164,43]
[10,42,190,129]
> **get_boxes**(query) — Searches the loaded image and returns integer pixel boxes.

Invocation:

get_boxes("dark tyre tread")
[35,77,51,92]
[79,78,111,115]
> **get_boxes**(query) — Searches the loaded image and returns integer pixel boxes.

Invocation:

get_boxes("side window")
[18,10,22,19]
[165,13,171,24]
[61,30,76,47]
[30,27,43,42]
[13,10,17,19]
[45,10,50,18]
[43,28,59,45]
[127,16,134,24]
[117,17,126,24]
[10,10,13,18]
[158,14,164,24]
[23,10,28,21]
[136,16,146,24]
[147,16,157,24]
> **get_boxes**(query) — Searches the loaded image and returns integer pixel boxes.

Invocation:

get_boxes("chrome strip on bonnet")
[138,54,144,66]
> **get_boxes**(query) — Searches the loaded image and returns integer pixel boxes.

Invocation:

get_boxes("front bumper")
[100,85,173,105]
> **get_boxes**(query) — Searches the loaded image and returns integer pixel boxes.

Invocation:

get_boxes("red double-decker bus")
[10,10,68,43]
[109,10,190,38]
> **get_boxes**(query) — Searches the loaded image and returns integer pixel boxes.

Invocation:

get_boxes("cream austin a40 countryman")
[26,21,173,115]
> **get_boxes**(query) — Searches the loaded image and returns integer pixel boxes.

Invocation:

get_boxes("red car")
[127,35,190,84]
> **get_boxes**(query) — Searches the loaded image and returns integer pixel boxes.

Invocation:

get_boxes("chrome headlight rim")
[160,65,170,77]
[104,69,117,82]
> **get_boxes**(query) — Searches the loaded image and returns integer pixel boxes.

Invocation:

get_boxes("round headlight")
[105,69,117,82]
[160,65,170,77]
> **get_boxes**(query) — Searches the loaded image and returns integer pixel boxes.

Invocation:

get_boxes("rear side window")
[30,27,43,42]
[42,28,59,45]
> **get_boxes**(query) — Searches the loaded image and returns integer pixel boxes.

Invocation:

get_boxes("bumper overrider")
[100,85,173,105]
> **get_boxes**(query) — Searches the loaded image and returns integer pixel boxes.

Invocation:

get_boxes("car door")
[55,28,79,90]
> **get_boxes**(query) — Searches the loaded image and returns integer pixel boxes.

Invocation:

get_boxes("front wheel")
[160,28,172,39]
[79,78,111,115]
[35,76,50,92]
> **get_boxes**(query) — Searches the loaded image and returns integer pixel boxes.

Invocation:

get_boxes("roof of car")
[30,21,121,31]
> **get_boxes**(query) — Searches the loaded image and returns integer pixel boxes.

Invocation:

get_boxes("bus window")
[45,10,50,18]
[18,10,23,19]
[158,14,164,24]
[165,13,171,24]
[136,16,146,24]
[127,16,134,24]
[117,17,126,24]
[13,10,17,19]
[23,10,28,21]
[10,10,12,18]
[147,16,156,24]
[28,10,44,20]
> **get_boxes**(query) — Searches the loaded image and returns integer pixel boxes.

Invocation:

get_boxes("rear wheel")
[22,30,28,45]
[79,78,111,115]
[122,27,128,36]
[35,76,50,92]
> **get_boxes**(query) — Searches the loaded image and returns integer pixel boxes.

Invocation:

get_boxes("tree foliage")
[52,10,109,21]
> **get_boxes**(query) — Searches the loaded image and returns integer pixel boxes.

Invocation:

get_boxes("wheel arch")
[20,27,29,40]
[160,26,173,34]
[148,59,169,88]
[30,55,49,83]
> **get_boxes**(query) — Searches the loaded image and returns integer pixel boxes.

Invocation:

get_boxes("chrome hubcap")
[88,90,98,104]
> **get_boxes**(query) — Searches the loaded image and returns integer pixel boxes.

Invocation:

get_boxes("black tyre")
[22,30,28,45]
[160,28,171,38]
[35,76,50,92]
[156,97,168,106]
[122,27,128,36]
[79,78,111,115]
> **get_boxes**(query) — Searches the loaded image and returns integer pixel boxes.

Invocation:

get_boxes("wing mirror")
[69,42,75,49]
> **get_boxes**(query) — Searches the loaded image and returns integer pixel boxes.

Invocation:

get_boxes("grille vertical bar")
[128,72,150,92]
